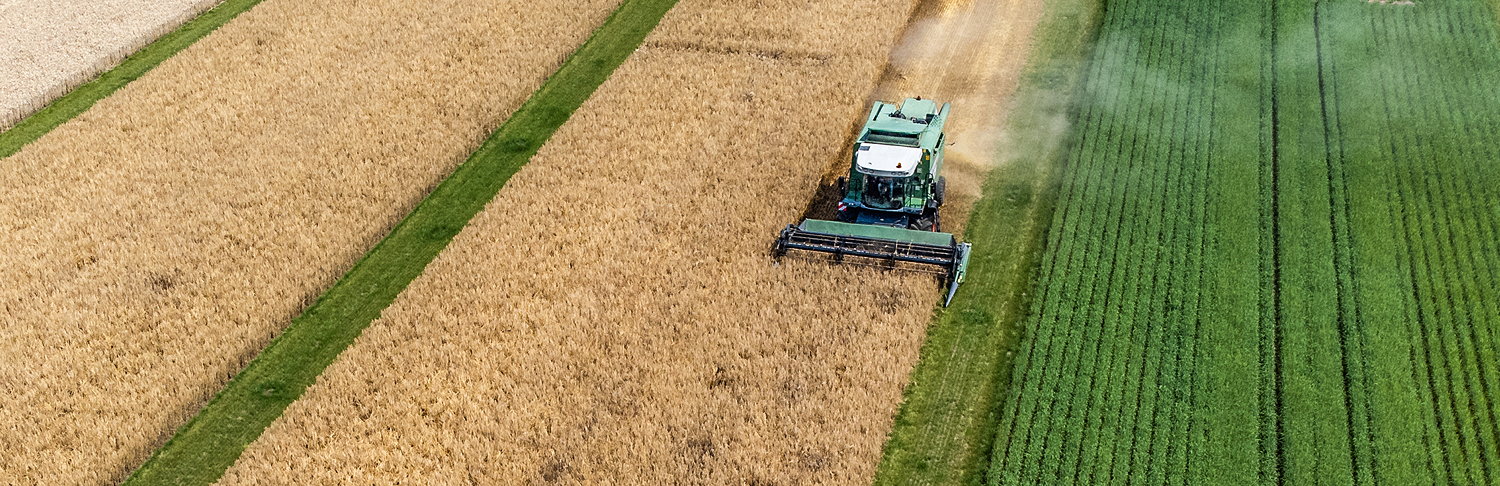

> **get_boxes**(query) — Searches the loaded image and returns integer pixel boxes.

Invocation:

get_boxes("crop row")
[0,0,622,482]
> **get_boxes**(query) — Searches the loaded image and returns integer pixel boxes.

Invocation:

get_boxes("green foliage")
[121,0,678,483]
[988,0,1500,484]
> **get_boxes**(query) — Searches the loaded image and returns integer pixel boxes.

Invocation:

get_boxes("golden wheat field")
[0,0,222,129]
[0,0,621,482]
[215,0,943,483]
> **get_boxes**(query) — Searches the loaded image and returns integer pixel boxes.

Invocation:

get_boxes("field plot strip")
[209,0,972,482]
[0,0,626,482]
[984,0,1500,483]
[0,0,266,158]
[122,0,677,482]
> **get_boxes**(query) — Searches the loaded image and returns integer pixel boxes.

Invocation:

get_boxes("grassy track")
[121,0,678,482]
[984,0,1500,483]
[0,0,268,159]
[872,0,1104,483]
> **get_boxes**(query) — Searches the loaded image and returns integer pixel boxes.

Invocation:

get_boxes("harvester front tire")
[913,212,940,232]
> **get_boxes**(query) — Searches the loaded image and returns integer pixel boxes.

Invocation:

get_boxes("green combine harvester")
[773,97,973,306]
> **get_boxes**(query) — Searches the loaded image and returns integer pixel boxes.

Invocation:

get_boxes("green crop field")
[987,0,1500,484]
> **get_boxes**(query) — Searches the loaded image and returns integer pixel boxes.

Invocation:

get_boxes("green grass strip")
[123,0,678,483]
[0,0,270,159]
[872,0,1104,484]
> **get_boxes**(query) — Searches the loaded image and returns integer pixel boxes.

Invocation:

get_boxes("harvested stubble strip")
[0,0,621,482]
[0,0,222,130]
[217,0,943,483]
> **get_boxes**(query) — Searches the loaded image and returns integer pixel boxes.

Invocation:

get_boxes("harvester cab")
[773,97,973,306]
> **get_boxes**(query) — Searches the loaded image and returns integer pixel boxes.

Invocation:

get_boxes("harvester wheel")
[935,176,947,206]
[913,212,939,231]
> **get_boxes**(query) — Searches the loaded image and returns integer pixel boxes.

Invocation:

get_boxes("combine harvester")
[773,97,972,306]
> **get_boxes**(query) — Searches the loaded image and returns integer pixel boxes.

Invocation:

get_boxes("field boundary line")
[120,0,678,482]
[0,0,267,159]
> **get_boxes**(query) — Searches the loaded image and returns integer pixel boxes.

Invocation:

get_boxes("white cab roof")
[854,143,921,177]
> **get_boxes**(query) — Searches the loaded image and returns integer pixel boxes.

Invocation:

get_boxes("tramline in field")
[773,97,972,305]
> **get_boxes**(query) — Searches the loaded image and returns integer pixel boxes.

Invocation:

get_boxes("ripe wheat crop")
[0,0,621,483]
[215,0,948,483]
[0,0,223,130]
